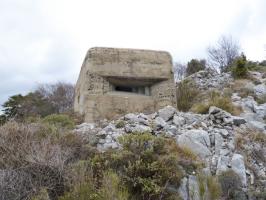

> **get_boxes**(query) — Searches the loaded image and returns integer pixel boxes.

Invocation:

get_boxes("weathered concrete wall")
[74,47,176,122]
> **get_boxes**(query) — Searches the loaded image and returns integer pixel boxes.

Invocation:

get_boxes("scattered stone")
[173,115,186,127]
[216,155,230,175]
[232,116,247,126]
[154,117,167,128]
[219,129,229,138]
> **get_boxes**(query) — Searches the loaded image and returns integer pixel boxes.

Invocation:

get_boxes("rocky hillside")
[75,69,266,200]
[0,69,265,200]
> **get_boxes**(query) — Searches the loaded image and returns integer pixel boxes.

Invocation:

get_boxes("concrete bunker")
[74,47,176,122]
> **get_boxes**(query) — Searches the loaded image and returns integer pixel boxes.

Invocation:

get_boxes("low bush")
[191,90,242,115]
[115,133,184,199]
[92,133,201,200]
[196,174,221,200]
[186,59,206,76]
[0,121,85,200]
[231,54,248,79]
[115,120,126,128]
[0,122,202,200]
[42,114,75,129]
[176,79,198,112]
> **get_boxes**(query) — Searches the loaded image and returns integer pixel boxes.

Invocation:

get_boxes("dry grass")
[191,90,242,115]
[231,79,255,98]
[176,79,199,112]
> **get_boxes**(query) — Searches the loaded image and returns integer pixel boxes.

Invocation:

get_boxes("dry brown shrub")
[0,121,86,200]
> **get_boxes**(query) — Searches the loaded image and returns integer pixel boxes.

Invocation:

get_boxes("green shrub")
[42,114,75,129]
[115,120,126,128]
[231,54,248,79]
[176,79,198,112]
[90,133,202,200]
[116,133,184,199]
[256,94,266,105]
[186,59,206,76]
[60,167,128,200]
[218,170,241,198]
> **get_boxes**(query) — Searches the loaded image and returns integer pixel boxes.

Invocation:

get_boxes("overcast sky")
[0,0,266,107]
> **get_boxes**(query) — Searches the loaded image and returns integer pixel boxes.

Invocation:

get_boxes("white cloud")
[0,0,266,107]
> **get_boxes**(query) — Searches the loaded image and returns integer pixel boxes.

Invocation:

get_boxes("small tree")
[231,53,248,79]
[173,62,187,81]
[0,82,75,123]
[207,35,240,72]
[37,82,75,113]
[186,59,206,76]
[0,93,54,122]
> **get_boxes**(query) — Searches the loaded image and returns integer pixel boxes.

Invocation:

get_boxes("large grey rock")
[158,105,176,121]
[188,175,200,200]
[177,130,211,159]
[231,153,247,187]
[178,177,188,200]
[154,117,167,128]
[254,83,266,97]
[247,120,266,133]
[214,133,223,154]
[216,155,230,175]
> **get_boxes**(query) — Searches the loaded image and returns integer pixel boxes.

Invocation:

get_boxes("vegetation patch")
[176,79,199,112]
[42,114,75,129]
[191,90,242,115]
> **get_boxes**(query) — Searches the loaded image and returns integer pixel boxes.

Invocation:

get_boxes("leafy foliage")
[0,82,75,126]
[42,114,75,129]
[231,53,248,79]
[186,59,206,76]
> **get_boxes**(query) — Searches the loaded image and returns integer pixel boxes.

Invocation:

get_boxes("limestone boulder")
[158,105,176,121]
[154,116,167,128]
[177,129,211,159]
[254,83,266,98]
[231,153,247,187]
